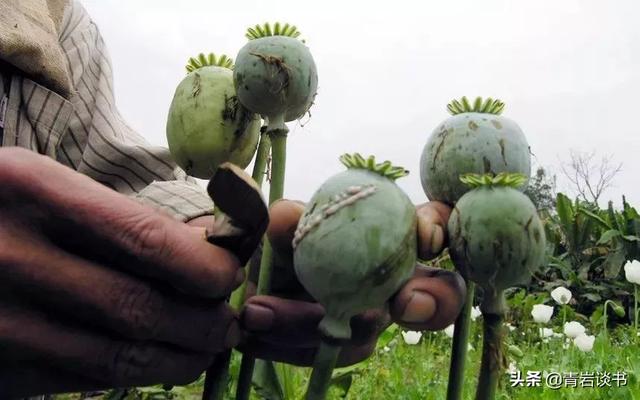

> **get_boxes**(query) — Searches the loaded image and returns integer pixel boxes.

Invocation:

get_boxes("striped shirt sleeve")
[56,0,214,221]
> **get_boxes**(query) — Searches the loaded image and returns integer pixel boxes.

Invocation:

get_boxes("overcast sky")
[82,0,640,208]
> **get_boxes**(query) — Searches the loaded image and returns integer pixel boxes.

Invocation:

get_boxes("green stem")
[256,131,287,294]
[228,130,271,310]
[635,285,638,338]
[266,130,288,202]
[252,129,272,187]
[235,128,288,400]
[202,350,232,400]
[603,300,613,342]
[304,340,342,400]
[204,129,272,400]
[446,281,475,400]
[232,268,271,399]
[235,356,256,400]
[475,289,507,400]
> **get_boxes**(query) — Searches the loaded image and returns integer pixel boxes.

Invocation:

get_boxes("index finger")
[4,150,242,298]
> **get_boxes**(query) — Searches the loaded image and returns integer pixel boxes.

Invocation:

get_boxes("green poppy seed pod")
[293,154,417,341]
[420,97,531,205]
[167,58,260,179]
[448,174,546,303]
[234,23,318,132]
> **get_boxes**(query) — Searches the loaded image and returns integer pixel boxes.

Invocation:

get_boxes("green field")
[54,316,640,400]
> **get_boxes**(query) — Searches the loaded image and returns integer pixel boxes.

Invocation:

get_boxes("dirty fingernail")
[401,290,437,324]
[242,304,274,332]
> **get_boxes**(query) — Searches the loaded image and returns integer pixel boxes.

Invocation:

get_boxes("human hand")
[0,148,246,397]
[237,199,466,367]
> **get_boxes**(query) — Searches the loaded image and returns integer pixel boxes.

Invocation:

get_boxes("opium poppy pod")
[420,97,531,205]
[166,53,260,179]
[293,153,417,341]
[447,173,546,302]
[234,23,318,133]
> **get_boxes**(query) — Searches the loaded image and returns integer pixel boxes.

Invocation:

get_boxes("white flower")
[471,306,482,321]
[624,260,640,285]
[563,321,586,338]
[553,332,563,338]
[444,324,455,338]
[505,323,516,331]
[468,343,474,351]
[531,304,554,323]
[551,287,572,305]
[573,333,595,352]
[381,346,390,353]
[401,330,422,345]
[539,328,554,338]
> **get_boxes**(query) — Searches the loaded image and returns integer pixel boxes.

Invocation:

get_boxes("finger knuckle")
[121,213,172,260]
[105,342,160,385]
[0,224,31,268]
[110,279,161,340]
[106,343,209,386]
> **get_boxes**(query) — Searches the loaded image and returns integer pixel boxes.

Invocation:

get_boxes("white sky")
[83,0,640,208]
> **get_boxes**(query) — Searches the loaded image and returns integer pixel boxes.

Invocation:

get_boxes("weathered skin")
[167,66,260,179]
[234,36,318,124]
[293,169,417,340]
[420,113,531,205]
[448,186,546,293]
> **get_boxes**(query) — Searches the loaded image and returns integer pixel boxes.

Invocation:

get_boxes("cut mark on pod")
[431,126,450,170]
[250,52,292,95]
[192,72,201,98]
[498,139,507,165]
[292,184,378,249]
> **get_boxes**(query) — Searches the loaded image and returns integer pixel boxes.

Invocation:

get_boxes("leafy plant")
[527,193,639,322]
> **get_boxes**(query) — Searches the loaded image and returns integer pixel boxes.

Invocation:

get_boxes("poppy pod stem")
[304,340,342,400]
[475,289,508,400]
[446,281,475,400]
[257,129,288,294]
[635,285,638,337]
[236,129,288,400]
[252,127,272,187]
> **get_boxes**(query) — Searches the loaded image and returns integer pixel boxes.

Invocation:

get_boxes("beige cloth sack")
[0,0,72,98]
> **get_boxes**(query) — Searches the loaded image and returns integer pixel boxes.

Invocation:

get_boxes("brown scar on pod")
[292,184,378,249]
[206,162,269,265]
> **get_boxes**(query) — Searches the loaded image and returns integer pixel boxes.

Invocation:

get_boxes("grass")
[54,314,640,400]
[345,325,640,400]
